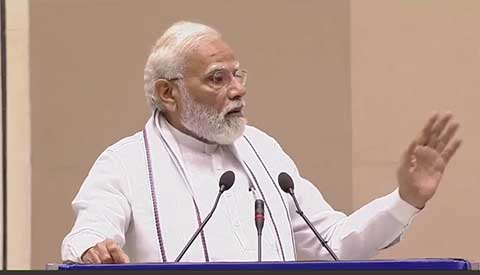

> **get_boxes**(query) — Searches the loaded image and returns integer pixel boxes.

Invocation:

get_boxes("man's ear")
[154,79,178,112]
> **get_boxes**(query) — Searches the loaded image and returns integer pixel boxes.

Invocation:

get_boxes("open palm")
[397,112,461,209]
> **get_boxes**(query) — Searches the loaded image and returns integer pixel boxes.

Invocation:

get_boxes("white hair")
[143,21,221,111]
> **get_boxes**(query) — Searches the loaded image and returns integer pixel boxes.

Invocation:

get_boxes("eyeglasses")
[167,69,248,90]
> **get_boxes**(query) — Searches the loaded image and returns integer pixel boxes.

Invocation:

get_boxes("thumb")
[106,240,130,264]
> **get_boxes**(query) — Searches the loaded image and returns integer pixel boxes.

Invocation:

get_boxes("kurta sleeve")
[61,150,132,262]
[272,140,420,260]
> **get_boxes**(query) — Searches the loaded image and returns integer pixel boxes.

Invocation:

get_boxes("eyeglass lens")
[211,70,247,88]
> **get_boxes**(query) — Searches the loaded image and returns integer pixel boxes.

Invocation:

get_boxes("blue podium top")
[58,258,471,270]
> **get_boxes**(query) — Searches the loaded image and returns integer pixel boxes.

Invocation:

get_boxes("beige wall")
[28,0,351,268]
[5,0,30,269]
[352,0,480,262]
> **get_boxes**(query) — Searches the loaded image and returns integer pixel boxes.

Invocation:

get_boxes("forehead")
[184,38,239,75]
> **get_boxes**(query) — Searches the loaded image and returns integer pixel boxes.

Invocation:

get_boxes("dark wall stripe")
[0,0,7,270]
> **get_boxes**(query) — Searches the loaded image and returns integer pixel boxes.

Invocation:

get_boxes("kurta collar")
[162,116,219,155]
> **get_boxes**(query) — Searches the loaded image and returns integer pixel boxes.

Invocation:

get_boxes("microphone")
[175,171,235,262]
[254,199,265,261]
[278,172,339,261]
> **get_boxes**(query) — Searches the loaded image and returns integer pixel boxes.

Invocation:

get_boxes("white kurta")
[61,112,419,263]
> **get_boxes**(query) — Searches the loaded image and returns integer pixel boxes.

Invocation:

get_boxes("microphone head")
[219,170,235,191]
[255,199,265,215]
[278,172,294,194]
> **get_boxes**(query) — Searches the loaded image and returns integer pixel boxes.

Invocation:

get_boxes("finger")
[427,112,453,148]
[95,242,114,264]
[107,241,130,263]
[406,112,439,156]
[441,139,462,164]
[435,122,460,153]
[405,140,418,158]
[82,249,102,264]
[416,112,439,146]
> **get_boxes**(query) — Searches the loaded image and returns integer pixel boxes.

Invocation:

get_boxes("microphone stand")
[289,187,339,261]
[175,185,227,262]
[254,199,265,262]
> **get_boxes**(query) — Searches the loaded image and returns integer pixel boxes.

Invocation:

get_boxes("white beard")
[178,83,247,145]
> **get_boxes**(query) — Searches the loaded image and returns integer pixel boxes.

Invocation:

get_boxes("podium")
[55,259,472,270]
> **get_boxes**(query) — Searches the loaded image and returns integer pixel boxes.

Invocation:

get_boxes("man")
[61,21,461,264]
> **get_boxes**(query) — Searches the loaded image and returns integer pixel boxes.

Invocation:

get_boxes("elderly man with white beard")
[61,21,462,264]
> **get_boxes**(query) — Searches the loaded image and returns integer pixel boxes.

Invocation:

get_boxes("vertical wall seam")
[0,0,8,270]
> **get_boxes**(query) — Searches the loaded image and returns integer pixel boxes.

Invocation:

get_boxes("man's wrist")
[398,189,425,210]
[385,188,422,226]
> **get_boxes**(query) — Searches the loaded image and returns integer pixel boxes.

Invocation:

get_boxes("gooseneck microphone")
[278,172,339,261]
[175,171,235,262]
[254,199,265,261]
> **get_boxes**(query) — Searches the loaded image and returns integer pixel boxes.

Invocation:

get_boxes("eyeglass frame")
[164,68,248,91]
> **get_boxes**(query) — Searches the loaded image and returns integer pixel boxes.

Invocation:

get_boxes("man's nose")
[227,77,247,99]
